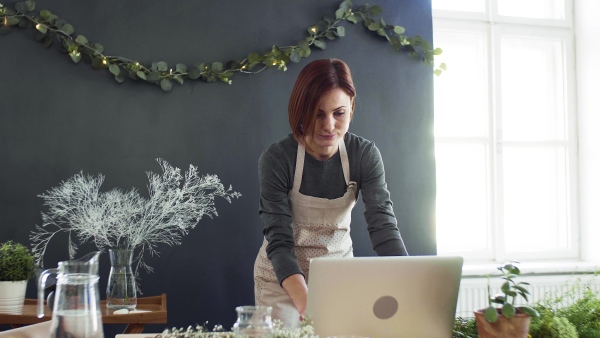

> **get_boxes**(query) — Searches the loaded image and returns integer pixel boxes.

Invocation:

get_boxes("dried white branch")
[30,158,241,277]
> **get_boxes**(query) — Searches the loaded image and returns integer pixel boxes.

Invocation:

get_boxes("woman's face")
[304,88,352,161]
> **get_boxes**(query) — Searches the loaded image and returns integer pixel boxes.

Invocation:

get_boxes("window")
[432,0,577,262]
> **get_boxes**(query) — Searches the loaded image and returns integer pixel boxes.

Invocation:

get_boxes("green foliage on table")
[452,317,477,338]
[530,275,600,338]
[452,273,600,338]
[0,0,445,91]
[0,240,36,281]
[529,307,578,338]
[557,289,600,338]
[483,262,540,323]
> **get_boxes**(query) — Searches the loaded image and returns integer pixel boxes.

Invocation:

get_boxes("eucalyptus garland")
[0,0,445,92]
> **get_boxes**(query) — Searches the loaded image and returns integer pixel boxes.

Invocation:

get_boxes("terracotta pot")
[474,308,531,338]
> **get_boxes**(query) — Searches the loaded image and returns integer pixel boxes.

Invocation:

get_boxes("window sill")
[461,260,600,278]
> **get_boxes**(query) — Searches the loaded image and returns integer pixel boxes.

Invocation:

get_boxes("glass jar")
[233,305,273,338]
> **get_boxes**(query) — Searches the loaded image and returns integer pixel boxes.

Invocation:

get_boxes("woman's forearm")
[281,273,308,316]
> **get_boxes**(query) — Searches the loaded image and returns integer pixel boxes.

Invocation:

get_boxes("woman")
[254,58,408,327]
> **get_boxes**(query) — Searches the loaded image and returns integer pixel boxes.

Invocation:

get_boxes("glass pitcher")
[233,305,273,338]
[38,251,104,338]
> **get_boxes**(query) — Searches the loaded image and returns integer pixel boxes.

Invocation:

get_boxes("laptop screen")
[305,256,463,338]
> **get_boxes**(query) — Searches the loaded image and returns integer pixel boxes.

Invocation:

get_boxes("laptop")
[305,255,463,338]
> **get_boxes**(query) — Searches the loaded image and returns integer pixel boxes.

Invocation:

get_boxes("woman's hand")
[281,273,308,319]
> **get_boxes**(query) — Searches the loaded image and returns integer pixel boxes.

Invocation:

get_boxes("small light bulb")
[35,23,41,30]
[310,27,317,33]
[102,59,107,65]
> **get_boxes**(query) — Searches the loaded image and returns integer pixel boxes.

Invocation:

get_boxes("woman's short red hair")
[288,59,356,140]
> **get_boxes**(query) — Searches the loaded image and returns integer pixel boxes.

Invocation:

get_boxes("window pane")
[502,147,569,252]
[497,0,565,20]
[433,1,576,262]
[434,28,488,138]
[436,143,489,253]
[500,35,566,141]
[432,0,485,13]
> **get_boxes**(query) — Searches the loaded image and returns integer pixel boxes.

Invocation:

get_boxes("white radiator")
[455,274,600,318]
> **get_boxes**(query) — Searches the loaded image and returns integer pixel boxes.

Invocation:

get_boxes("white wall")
[575,0,600,263]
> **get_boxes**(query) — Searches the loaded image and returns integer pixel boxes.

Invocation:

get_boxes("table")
[0,294,167,334]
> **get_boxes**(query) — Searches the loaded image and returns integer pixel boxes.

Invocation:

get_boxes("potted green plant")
[474,262,540,338]
[0,240,36,314]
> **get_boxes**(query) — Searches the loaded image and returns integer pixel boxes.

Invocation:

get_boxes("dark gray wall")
[0,0,435,334]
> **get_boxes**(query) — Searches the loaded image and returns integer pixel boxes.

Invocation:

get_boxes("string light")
[102,58,107,65]
[3,17,7,26]
[310,26,317,34]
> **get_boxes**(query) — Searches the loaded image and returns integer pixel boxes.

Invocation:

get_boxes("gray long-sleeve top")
[258,132,408,284]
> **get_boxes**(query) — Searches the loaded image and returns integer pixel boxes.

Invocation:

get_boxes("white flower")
[160,319,317,338]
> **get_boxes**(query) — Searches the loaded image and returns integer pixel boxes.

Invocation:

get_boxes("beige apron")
[254,138,357,327]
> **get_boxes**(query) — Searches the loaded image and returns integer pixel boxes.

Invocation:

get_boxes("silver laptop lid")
[305,256,463,338]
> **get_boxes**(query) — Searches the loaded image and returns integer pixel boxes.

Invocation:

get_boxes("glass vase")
[233,305,273,338]
[106,248,137,310]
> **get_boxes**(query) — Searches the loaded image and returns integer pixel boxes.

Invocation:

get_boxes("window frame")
[432,0,579,264]
[492,23,579,262]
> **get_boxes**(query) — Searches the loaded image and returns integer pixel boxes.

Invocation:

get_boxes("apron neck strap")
[293,136,350,192]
